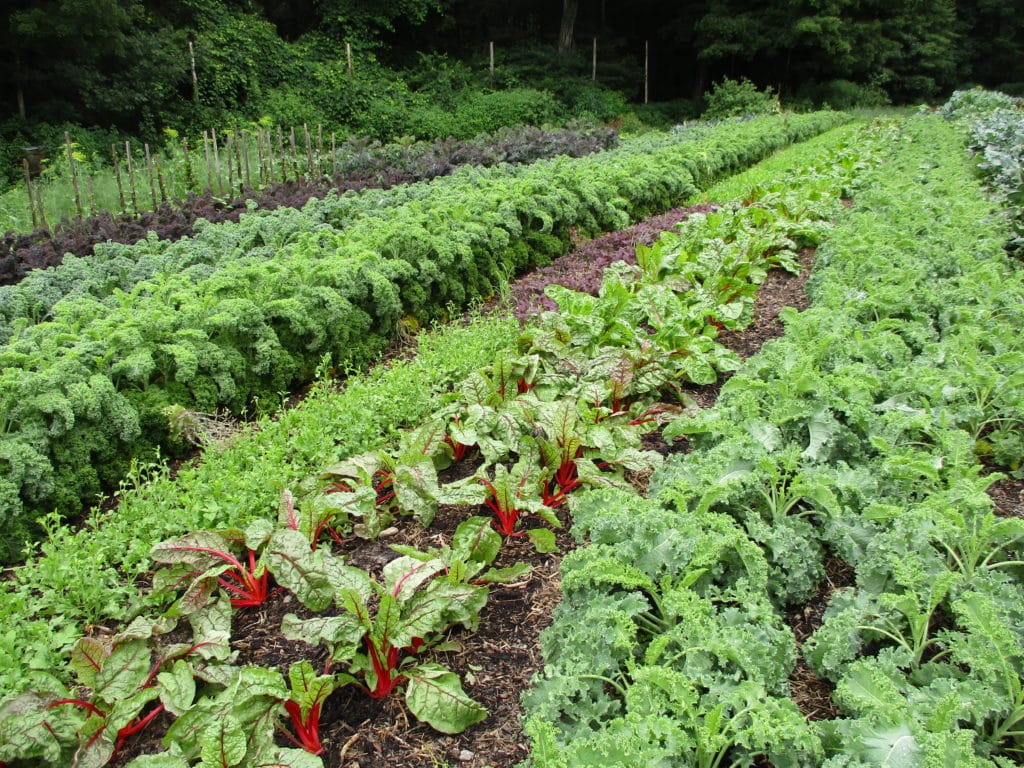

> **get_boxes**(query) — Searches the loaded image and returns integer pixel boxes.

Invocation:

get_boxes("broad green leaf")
[280,613,364,664]
[288,659,336,716]
[527,528,558,553]
[265,529,334,611]
[188,598,233,661]
[382,556,447,600]
[198,714,247,767]
[125,748,190,767]
[70,637,106,690]
[0,691,78,763]
[405,662,487,734]
[157,659,197,716]
[95,638,151,702]
[451,516,501,566]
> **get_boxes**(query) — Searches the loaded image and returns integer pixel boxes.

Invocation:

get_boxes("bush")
[633,99,701,129]
[450,88,563,138]
[703,77,780,119]
[798,79,890,111]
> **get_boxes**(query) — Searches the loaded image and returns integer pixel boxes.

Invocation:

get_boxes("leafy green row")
[0,313,518,698]
[0,121,871,767]
[0,122,620,340]
[940,88,1024,254]
[524,116,1024,766]
[0,118,737,344]
[0,112,847,562]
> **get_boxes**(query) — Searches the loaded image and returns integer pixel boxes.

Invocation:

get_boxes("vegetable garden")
[1,95,1023,768]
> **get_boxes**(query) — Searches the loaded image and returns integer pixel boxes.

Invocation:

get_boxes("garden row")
[0,111,847,563]
[523,114,1024,766]
[0,123,619,287]
[939,88,1024,256]
[0,120,883,767]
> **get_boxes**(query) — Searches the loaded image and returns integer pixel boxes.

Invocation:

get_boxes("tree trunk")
[558,0,579,52]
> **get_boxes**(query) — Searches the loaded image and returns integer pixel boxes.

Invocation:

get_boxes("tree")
[558,0,579,51]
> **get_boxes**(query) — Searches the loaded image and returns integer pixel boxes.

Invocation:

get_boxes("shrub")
[703,77,780,119]
[633,99,700,129]
[799,79,890,111]
[450,88,563,138]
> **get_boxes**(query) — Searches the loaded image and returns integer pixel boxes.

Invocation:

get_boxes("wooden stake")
[256,130,267,186]
[155,158,168,204]
[182,138,194,193]
[232,127,244,192]
[225,132,235,194]
[289,127,299,181]
[241,130,252,190]
[85,173,98,216]
[211,128,223,196]
[277,128,287,182]
[125,141,139,216]
[32,178,49,234]
[202,130,213,192]
[644,40,649,104]
[112,144,127,214]
[189,40,198,103]
[331,132,337,180]
[346,42,353,74]
[490,41,495,77]
[592,38,597,81]
[316,124,324,176]
[303,123,314,176]
[64,131,83,219]
[266,130,277,184]
[144,143,158,209]
[22,158,37,229]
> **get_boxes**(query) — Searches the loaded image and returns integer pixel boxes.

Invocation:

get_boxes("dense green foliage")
[3,0,1024,190]
[524,114,1024,766]
[0,111,844,563]
[0,119,866,766]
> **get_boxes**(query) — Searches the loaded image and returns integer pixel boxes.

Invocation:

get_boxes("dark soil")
[987,474,1024,519]
[106,204,824,767]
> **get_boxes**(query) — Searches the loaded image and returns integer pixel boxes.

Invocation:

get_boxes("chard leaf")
[95,638,151,702]
[288,660,336,717]
[393,456,440,526]
[75,729,116,768]
[265,529,334,611]
[528,528,558,554]
[398,581,488,644]
[198,713,246,767]
[405,662,487,734]
[324,560,373,602]
[157,659,197,717]
[474,561,532,583]
[188,598,234,661]
[280,614,364,664]
[382,556,447,600]
[0,691,78,763]
[451,516,501,566]
[70,637,106,690]
[260,748,326,767]
[124,748,190,767]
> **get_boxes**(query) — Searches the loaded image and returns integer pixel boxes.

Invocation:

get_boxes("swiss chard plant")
[281,554,489,733]
[0,617,212,767]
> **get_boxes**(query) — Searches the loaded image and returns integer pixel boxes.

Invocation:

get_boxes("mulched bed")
[107,204,831,767]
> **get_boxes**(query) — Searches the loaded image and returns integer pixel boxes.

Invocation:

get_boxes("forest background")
[1,0,1023,188]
